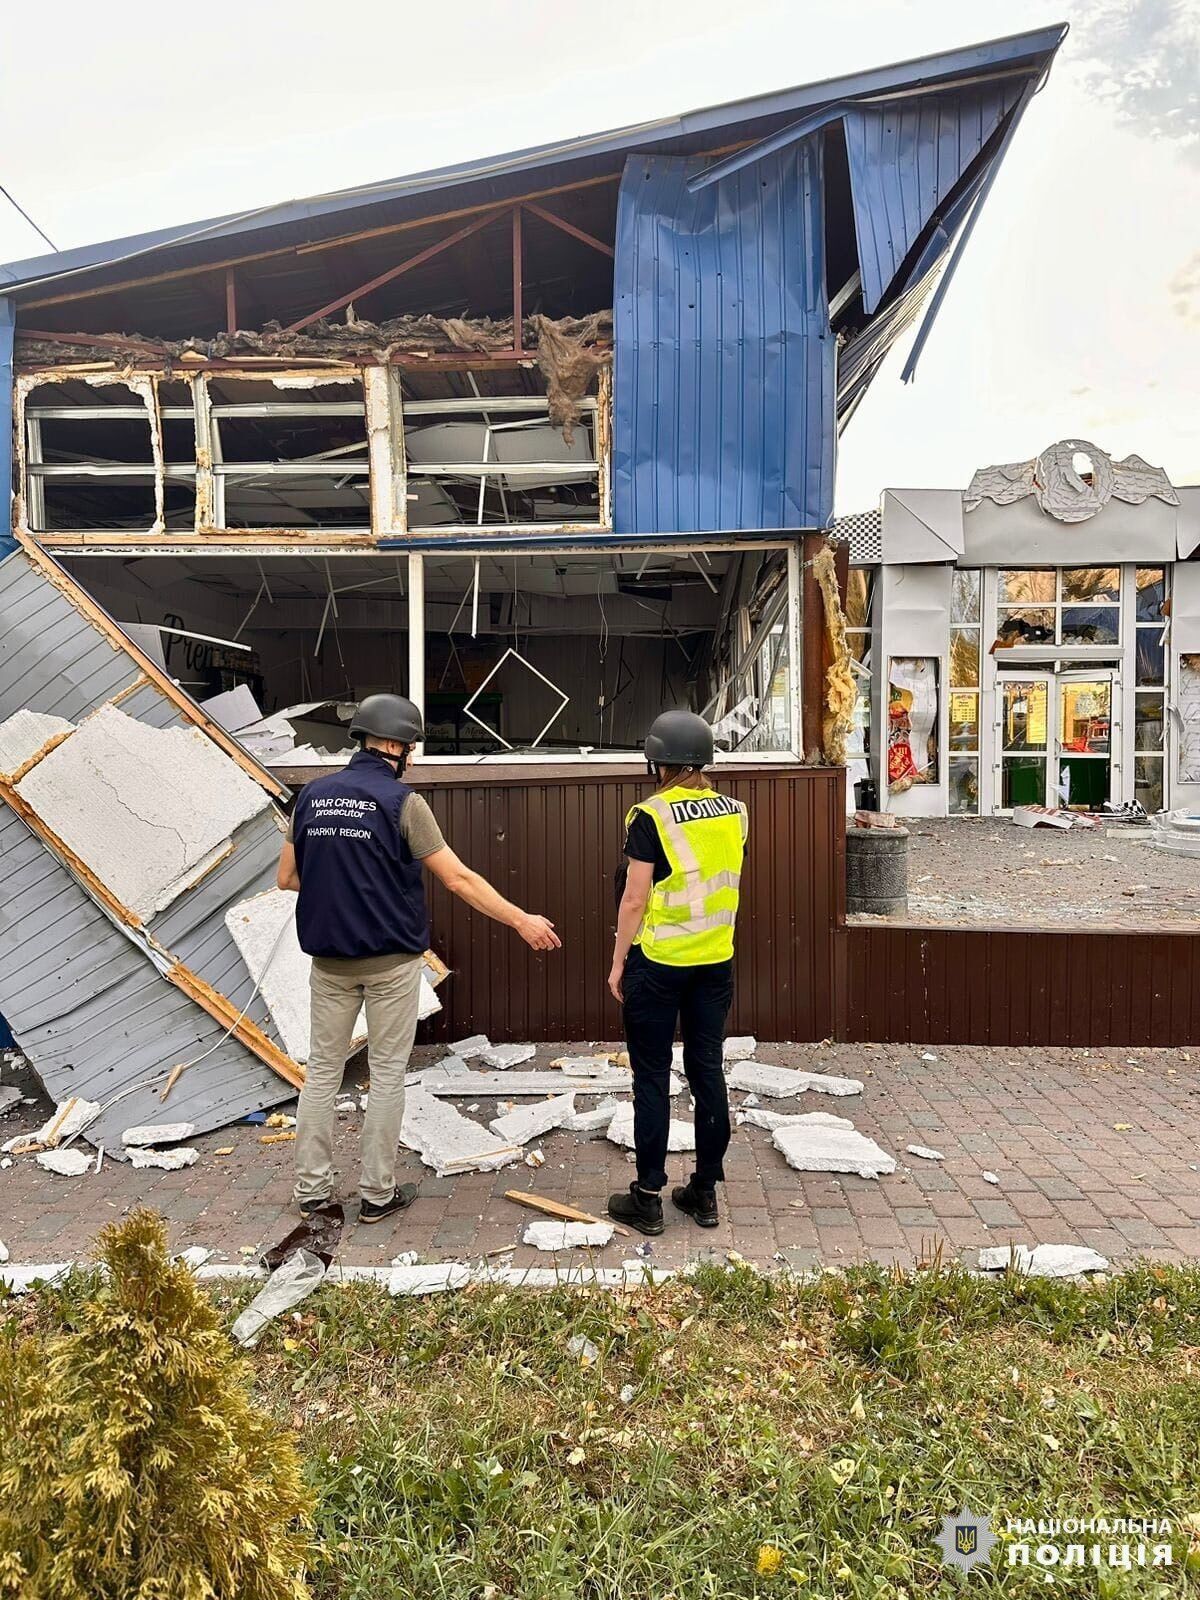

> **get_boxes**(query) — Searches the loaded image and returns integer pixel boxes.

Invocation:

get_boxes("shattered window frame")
[949,567,982,815]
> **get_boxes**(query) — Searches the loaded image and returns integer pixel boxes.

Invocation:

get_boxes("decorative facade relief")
[965,439,1179,523]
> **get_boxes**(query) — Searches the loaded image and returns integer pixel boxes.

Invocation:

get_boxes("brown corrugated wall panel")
[838,925,1200,1048]
[414,765,843,1043]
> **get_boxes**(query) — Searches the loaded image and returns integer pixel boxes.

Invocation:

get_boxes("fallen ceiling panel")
[0,536,305,1145]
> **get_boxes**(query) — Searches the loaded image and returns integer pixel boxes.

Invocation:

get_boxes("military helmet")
[349,693,424,745]
[644,709,714,769]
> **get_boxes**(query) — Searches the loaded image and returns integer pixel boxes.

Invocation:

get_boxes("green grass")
[14,1260,1200,1597]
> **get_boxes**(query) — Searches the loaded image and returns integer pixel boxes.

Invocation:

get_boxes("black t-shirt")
[614,810,669,907]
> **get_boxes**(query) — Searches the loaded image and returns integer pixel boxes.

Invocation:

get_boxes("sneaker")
[359,1184,419,1224]
[297,1195,336,1218]
[672,1179,719,1228]
[607,1182,665,1236]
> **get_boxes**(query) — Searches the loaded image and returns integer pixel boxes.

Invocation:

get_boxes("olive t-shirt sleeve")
[400,792,446,859]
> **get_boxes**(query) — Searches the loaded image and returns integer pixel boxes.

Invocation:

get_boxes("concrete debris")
[176,1246,213,1269]
[607,1102,695,1152]
[772,1115,896,1179]
[723,1036,757,1060]
[982,1170,1001,1186]
[35,1148,93,1177]
[419,1069,632,1096]
[906,1145,945,1161]
[727,1063,862,1098]
[450,1034,491,1058]
[977,1244,1109,1278]
[194,1263,266,1283]
[17,705,269,920]
[431,1055,473,1076]
[523,1221,615,1250]
[400,1088,521,1175]
[0,1239,8,1264]
[0,1263,71,1294]
[551,1054,616,1074]
[489,1094,577,1145]
[567,1334,600,1364]
[127,1145,201,1171]
[0,1158,11,1168]
[121,1121,197,1148]
[232,1248,326,1346]
[0,1087,21,1116]
[36,1097,101,1147]
[335,1098,357,1113]
[0,708,76,778]
[388,1262,472,1296]
[563,1097,620,1135]
[391,1251,419,1267]
[480,1043,537,1070]
[738,1107,853,1132]
[525,1149,546,1168]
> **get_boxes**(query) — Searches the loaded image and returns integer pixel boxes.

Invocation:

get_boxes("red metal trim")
[521,200,615,258]
[283,207,509,334]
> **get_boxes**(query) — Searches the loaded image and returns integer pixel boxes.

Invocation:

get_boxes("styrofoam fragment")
[0,1087,21,1116]
[906,1145,945,1161]
[723,1036,757,1060]
[771,1116,895,1179]
[728,1063,862,1098]
[480,1043,537,1070]
[523,1221,615,1251]
[325,1264,393,1284]
[122,1121,197,1148]
[0,1263,70,1294]
[335,1098,357,1113]
[176,1246,213,1269]
[17,706,269,919]
[127,1146,200,1171]
[432,1055,473,1076]
[450,1034,491,1059]
[607,1102,695,1152]
[36,1098,101,1146]
[0,1239,8,1264]
[400,1089,522,1174]
[388,1262,472,1295]
[982,1170,1001,1186]
[195,1263,267,1282]
[977,1244,1108,1278]
[36,1148,93,1177]
[739,1106,853,1132]
[392,1251,419,1267]
[551,1055,615,1074]
[0,709,75,778]
[484,1264,673,1288]
[420,1069,632,1097]
[489,1094,576,1145]
[563,1097,621,1134]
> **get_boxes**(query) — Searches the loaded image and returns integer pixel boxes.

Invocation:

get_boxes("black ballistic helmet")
[349,693,424,745]
[644,709,714,769]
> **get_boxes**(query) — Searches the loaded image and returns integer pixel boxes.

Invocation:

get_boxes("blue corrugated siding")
[844,81,1023,314]
[612,142,834,535]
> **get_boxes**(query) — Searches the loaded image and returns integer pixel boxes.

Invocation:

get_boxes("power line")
[0,183,57,252]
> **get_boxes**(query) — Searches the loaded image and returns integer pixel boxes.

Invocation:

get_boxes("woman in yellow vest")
[607,710,748,1235]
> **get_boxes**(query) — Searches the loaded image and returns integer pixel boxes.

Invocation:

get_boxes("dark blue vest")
[292,749,430,959]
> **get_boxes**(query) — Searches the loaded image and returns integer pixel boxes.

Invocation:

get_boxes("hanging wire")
[0,182,57,251]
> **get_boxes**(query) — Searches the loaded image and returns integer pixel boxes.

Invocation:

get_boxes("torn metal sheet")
[0,543,304,1146]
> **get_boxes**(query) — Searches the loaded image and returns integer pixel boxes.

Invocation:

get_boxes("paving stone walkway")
[4,1040,1200,1275]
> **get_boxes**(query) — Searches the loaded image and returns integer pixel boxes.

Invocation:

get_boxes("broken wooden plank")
[504,1189,629,1236]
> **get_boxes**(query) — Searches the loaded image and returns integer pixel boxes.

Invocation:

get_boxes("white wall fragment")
[607,1102,695,1152]
[0,1263,71,1294]
[563,1097,621,1134]
[36,1149,93,1177]
[127,1146,200,1171]
[489,1094,576,1145]
[400,1088,521,1174]
[772,1115,896,1179]
[723,1036,757,1060]
[551,1055,615,1074]
[17,706,269,919]
[738,1107,854,1132]
[523,1221,615,1250]
[450,1035,491,1058]
[0,1239,8,1264]
[122,1122,197,1148]
[35,1098,101,1146]
[420,1070,632,1096]
[388,1262,472,1295]
[0,709,75,778]
[906,1145,945,1161]
[977,1244,1108,1277]
[727,1063,863,1098]
[176,1246,213,1269]
[0,1087,20,1116]
[480,1043,537,1070]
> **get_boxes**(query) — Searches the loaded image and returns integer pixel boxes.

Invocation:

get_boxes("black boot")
[607,1182,665,1236]
[672,1178,719,1228]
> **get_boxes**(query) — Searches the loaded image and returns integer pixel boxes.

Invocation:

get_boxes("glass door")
[1056,672,1113,811]
[997,675,1052,809]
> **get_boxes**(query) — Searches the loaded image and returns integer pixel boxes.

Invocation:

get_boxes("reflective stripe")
[653,908,738,939]
[657,869,741,909]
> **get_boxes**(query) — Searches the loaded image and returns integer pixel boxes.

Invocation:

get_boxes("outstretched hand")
[515,911,562,952]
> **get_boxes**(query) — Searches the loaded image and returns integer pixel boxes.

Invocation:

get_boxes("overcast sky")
[0,0,1195,513]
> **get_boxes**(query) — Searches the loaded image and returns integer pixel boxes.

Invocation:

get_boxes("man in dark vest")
[277,693,560,1224]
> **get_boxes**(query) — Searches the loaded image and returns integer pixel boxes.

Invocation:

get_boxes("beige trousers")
[294,951,423,1206]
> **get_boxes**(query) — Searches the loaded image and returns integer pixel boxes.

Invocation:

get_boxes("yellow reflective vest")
[627,785,749,966]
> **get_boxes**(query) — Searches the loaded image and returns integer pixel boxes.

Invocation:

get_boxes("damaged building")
[0,25,1097,1131]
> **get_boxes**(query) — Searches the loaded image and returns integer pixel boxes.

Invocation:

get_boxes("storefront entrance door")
[996,670,1116,812]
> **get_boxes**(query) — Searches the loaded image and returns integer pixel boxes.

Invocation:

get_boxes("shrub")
[0,1209,312,1599]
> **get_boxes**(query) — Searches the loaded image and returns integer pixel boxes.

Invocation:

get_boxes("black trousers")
[621,944,734,1191]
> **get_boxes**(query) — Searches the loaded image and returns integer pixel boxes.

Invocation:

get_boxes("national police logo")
[934,1508,995,1574]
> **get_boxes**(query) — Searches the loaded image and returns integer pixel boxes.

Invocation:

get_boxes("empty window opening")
[24,380,165,533]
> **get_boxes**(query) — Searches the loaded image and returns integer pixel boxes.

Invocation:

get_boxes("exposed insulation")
[814,544,855,766]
